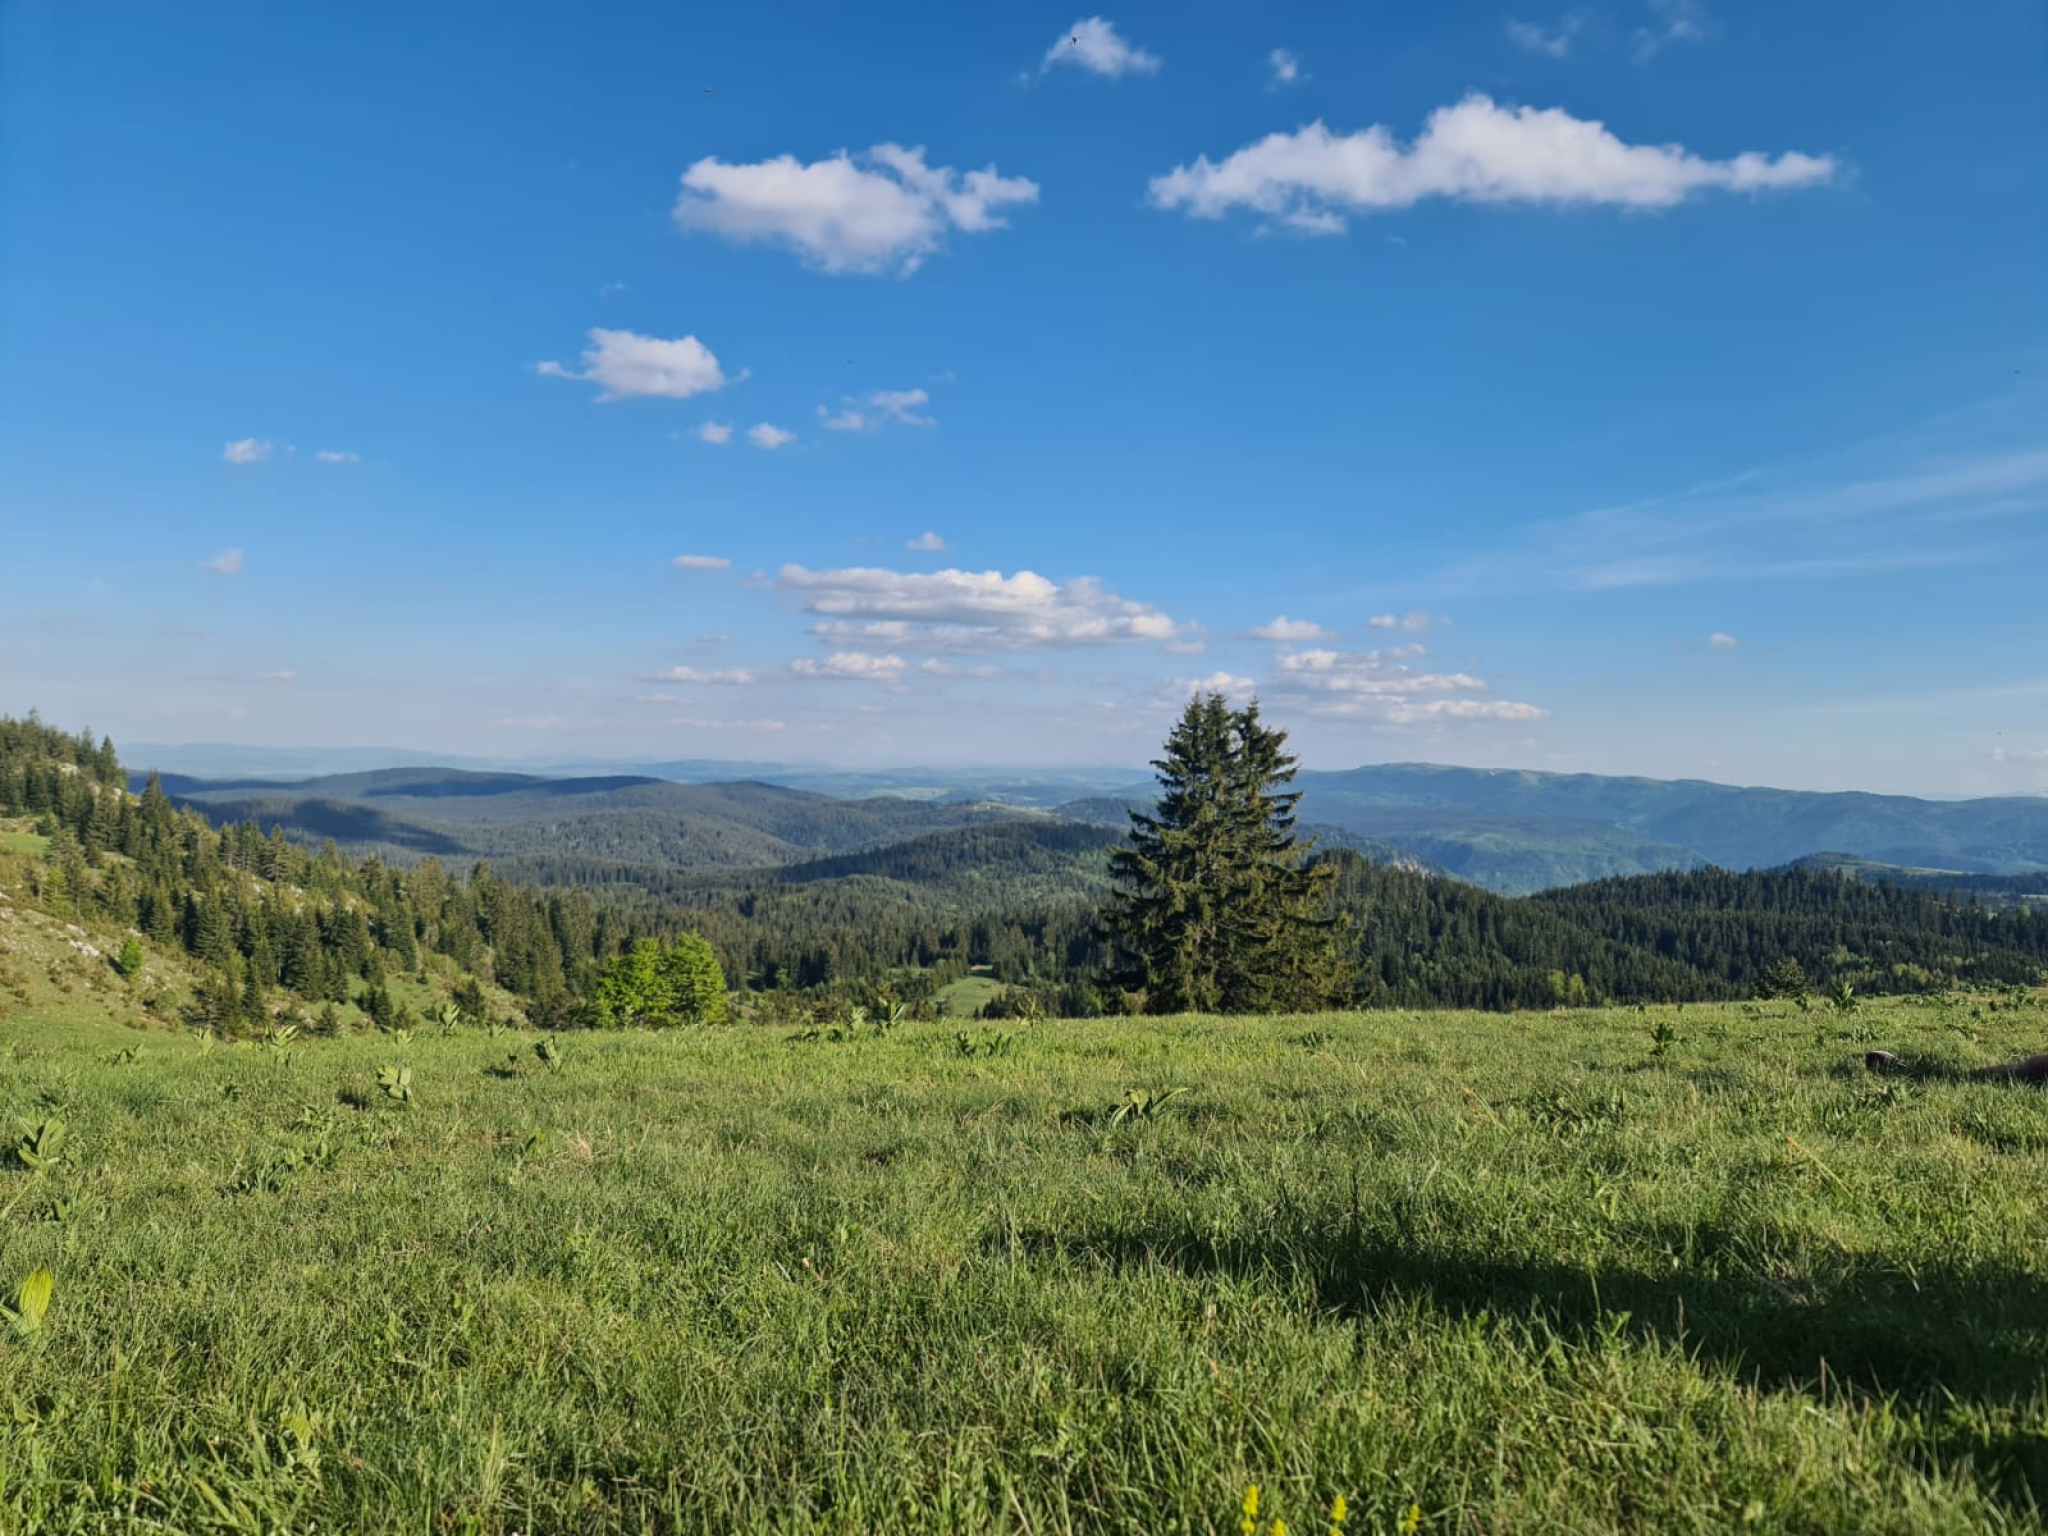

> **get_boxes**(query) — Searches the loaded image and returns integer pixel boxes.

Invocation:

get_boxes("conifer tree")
[1104,693,1353,1015]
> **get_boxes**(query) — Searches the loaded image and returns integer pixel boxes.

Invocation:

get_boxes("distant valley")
[138,754,2048,898]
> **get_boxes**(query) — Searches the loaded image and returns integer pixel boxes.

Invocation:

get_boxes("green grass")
[935,972,1009,1016]
[0,829,50,857]
[1,996,2044,1533]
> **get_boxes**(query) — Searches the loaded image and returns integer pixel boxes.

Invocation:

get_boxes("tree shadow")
[993,1214,2047,1510]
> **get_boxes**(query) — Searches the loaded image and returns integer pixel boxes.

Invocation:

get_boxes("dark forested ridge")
[4,716,2044,1029]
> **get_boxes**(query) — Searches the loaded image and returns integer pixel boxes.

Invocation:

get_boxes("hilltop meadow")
[2,994,2043,1534]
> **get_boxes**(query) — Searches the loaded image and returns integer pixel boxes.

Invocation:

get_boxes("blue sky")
[2,0,2042,794]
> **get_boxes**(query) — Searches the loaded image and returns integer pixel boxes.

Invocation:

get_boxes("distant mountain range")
[137,757,2048,897]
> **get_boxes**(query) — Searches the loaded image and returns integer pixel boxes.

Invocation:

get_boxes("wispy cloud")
[1506,10,1590,58]
[820,387,936,432]
[1042,17,1161,78]
[222,438,271,465]
[201,547,244,576]
[906,531,947,552]
[779,564,1188,652]
[1150,93,1835,234]
[1272,645,1547,723]
[672,716,786,731]
[789,651,907,682]
[1247,616,1334,642]
[1707,631,1740,650]
[643,665,755,685]
[1368,609,1447,634]
[538,328,733,401]
[496,715,566,729]
[313,449,360,465]
[673,554,731,570]
[697,421,734,445]
[673,145,1038,276]
[1447,443,2048,595]
[1267,48,1302,87]
[257,669,297,684]
[1634,0,1719,61]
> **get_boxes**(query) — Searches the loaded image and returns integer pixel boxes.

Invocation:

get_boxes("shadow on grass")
[993,1215,2047,1508]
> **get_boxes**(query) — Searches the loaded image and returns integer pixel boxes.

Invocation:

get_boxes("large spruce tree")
[1104,693,1354,1014]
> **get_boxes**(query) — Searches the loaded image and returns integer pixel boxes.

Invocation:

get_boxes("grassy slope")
[1,997,2043,1533]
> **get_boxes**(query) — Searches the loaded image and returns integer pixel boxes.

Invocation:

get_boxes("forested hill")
[6,715,2045,1027]
[1533,866,2048,994]
[153,767,1030,870]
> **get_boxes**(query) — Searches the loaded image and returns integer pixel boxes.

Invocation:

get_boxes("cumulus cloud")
[749,422,797,450]
[1272,645,1547,723]
[1149,93,1837,233]
[920,659,1001,677]
[1043,17,1161,78]
[1248,615,1335,642]
[201,548,245,576]
[1268,48,1302,86]
[673,554,731,570]
[1186,671,1257,695]
[222,438,271,465]
[673,144,1039,276]
[1634,0,1718,61]
[537,328,733,401]
[672,716,786,732]
[1506,11,1589,58]
[697,421,734,445]
[1707,631,1740,649]
[820,387,935,432]
[1369,609,1448,634]
[778,564,1187,652]
[644,665,756,685]
[788,651,907,682]
[906,531,947,552]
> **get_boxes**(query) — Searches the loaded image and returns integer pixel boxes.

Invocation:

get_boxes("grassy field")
[1,996,2043,1533]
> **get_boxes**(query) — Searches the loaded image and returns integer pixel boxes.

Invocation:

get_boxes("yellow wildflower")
[1241,1484,1260,1536]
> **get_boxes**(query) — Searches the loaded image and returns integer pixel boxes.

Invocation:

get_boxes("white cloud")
[1991,746,2048,765]
[222,438,271,465]
[749,422,797,450]
[697,421,734,445]
[673,144,1039,276]
[1506,11,1589,58]
[644,666,756,685]
[1368,609,1448,634]
[788,651,907,682]
[257,669,297,684]
[778,564,1187,651]
[634,693,678,704]
[1268,48,1302,86]
[537,328,732,402]
[313,449,360,465]
[1043,17,1161,78]
[920,659,1001,677]
[201,548,244,576]
[1707,631,1740,649]
[1634,0,1718,61]
[1273,645,1547,723]
[820,387,935,433]
[1149,93,1837,232]
[672,716,787,732]
[1187,671,1257,695]
[1248,615,1334,642]
[906,531,947,552]
[673,554,732,570]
